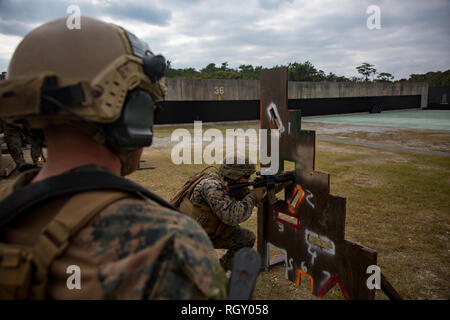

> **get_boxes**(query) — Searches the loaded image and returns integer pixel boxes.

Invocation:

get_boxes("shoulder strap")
[0,170,177,228]
[33,191,130,269]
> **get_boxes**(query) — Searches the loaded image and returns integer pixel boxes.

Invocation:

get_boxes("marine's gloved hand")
[228,187,250,201]
[249,187,267,203]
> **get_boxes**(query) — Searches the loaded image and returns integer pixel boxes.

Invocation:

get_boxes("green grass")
[129,132,449,300]
[314,142,449,299]
[8,121,446,300]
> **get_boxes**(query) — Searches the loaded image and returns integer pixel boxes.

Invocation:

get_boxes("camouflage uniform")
[0,17,226,300]
[27,134,42,165]
[0,165,227,299]
[1,123,25,165]
[1,122,42,165]
[190,176,256,270]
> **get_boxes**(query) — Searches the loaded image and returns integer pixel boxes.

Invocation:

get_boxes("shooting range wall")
[288,95,422,116]
[156,100,260,124]
[165,78,428,106]
[427,86,450,109]
[156,79,426,124]
[156,95,421,124]
[155,79,427,124]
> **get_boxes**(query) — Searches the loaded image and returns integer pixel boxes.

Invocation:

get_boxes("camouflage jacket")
[190,176,256,226]
[0,165,227,299]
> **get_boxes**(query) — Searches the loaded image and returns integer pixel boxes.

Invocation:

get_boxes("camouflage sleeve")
[63,198,228,300]
[200,178,256,226]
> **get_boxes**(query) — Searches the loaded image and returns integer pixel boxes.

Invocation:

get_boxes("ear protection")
[38,41,166,151]
[40,82,159,151]
[105,89,155,149]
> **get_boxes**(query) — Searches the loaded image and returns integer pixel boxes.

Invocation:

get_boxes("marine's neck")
[32,125,121,183]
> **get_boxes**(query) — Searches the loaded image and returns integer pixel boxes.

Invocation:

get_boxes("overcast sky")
[0,0,449,80]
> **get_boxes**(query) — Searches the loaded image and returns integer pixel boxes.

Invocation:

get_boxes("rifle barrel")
[227,172,295,191]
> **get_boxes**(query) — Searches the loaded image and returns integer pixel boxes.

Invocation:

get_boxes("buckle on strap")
[34,221,70,267]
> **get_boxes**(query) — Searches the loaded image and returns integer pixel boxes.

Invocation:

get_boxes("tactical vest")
[170,167,234,239]
[0,167,175,299]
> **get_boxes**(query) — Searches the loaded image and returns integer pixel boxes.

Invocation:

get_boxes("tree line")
[166,60,450,86]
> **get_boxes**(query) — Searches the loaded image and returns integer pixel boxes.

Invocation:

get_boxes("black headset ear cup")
[105,90,155,149]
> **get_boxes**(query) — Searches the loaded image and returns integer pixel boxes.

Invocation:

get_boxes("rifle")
[228,171,296,192]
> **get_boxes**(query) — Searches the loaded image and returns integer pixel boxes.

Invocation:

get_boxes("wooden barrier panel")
[258,68,378,299]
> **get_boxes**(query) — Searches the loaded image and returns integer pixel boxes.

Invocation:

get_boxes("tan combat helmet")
[219,153,256,180]
[0,16,167,175]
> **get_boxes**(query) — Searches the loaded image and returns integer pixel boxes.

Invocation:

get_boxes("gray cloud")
[0,57,9,73]
[0,0,171,37]
[0,19,31,36]
[100,1,171,25]
[258,0,294,10]
[0,0,449,80]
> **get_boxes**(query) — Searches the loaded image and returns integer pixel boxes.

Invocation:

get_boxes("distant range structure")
[158,78,429,124]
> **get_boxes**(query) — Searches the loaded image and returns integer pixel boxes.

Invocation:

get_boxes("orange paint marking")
[288,184,304,213]
[296,270,314,293]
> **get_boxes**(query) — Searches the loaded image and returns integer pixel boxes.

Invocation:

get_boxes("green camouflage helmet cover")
[219,153,256,180]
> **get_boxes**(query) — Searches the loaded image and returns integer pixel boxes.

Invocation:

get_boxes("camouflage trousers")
[212,226,255,271]
[3,127,42,165]
[3,127,25,164]
[28,136,42,165]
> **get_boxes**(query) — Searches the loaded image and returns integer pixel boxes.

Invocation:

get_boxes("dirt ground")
[1,120,449,300]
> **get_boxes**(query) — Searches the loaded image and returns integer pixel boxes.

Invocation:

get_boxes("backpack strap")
[0,190,132,299]
[33,191,131,269]
[0,170,177,228]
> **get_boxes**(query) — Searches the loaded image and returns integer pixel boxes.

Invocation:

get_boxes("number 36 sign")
[214,86,224,95]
